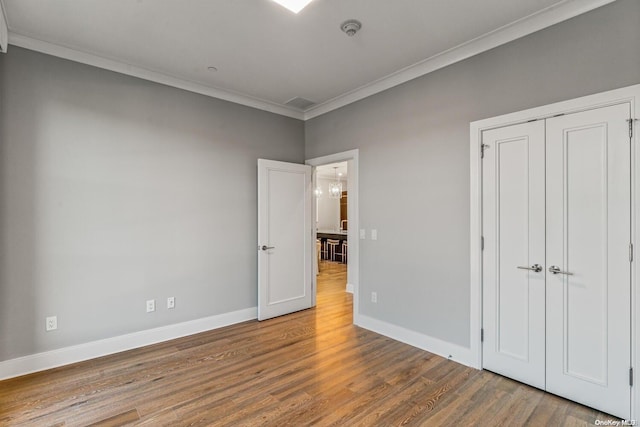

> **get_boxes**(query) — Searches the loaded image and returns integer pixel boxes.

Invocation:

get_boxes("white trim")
[7,33,304,120]
[632,88,640,422]
[3,0,614,120]
[0,0,7,53]
[303,0,616,120]
[469,83,640,417]
[357,315,475,368]
[346,283,354,294]
[306,149,360,323]
[312,167,319,306]
[468,121,483,370]
[0,307,257,381]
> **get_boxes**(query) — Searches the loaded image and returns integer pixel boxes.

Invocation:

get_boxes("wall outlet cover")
[46,316,57,331]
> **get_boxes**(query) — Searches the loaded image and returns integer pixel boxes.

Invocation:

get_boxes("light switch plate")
[371,229,378,240]
[360,229,366,239]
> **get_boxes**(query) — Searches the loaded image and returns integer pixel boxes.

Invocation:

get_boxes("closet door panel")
[546,103,631,419]
[482,121,546,389]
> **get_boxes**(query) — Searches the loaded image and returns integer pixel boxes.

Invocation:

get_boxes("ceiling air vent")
[285,97,316,110]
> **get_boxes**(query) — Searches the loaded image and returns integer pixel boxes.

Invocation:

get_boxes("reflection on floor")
[317,260,349,302]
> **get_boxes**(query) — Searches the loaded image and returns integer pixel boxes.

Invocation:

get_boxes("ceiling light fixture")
[340,19,362,36]
[329,167,343,199]
[272,0,314,14]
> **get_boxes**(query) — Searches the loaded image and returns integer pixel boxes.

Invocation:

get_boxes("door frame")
[306,149,360,324]
[469,84,640,416]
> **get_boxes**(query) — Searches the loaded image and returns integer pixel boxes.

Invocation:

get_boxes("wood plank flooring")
[0,261,620,426]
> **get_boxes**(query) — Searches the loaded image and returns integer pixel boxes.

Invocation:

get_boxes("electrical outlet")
[167,297,175,309]
[371,292,377,303]
[46,316,57,331]
[146,299,156,313]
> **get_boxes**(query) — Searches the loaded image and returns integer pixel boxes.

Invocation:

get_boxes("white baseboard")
[356,314,476,368]
[0,307,257,381]
[346,283,354,293]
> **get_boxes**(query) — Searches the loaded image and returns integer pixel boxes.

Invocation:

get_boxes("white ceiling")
[316,162,347,180]
[0,0,615,120]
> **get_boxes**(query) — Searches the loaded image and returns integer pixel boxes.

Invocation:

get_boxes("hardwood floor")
[0,261,619,426]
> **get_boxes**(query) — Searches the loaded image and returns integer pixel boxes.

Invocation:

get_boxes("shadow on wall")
[0,60,39,361]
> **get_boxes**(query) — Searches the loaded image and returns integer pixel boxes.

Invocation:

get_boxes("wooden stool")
[326,239,341,262]
[318,238,329,260]
[339,241,347,263]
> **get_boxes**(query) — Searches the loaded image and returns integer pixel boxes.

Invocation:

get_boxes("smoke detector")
[340,19,362,37]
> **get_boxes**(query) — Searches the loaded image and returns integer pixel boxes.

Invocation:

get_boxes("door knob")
[548,265,573,275]
[517,264,543,273]
[260,245,275,251]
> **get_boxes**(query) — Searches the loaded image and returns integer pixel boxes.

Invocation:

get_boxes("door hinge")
[481,144,489,159]
[481,328,484,342]
[481,236,484,251]
[630,243,634,262]
[628,118,638,139]
[630,367,634,387]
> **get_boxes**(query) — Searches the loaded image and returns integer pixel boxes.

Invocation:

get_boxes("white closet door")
[482,121,546,389]
[546,103,631,419]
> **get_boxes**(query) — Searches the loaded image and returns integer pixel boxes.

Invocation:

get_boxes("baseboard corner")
[355,314,475,368]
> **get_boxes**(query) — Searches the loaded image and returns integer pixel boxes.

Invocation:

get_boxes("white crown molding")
[3,0,616,121]
[0,307,257,380]
[303,0,617,120]
[7,32,305,120]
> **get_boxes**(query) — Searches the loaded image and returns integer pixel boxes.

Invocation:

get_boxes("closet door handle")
[548,265,573,275]
[517,264,543,273]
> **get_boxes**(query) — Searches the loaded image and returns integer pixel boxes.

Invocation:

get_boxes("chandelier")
[328,167,343,199]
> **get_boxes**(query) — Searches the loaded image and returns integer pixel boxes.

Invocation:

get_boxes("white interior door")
[258,159,313,321]
[482,121,546,389]
[546,104,631,419]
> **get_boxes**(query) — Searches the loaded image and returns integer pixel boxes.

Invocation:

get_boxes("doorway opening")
[315,162,348,261]
[315,162,349,313]
[306,149,360,324]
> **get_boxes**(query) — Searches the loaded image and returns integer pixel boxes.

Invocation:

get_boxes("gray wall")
[0,47,304,361]
[305,0,640,347]
[2,0,639,364]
